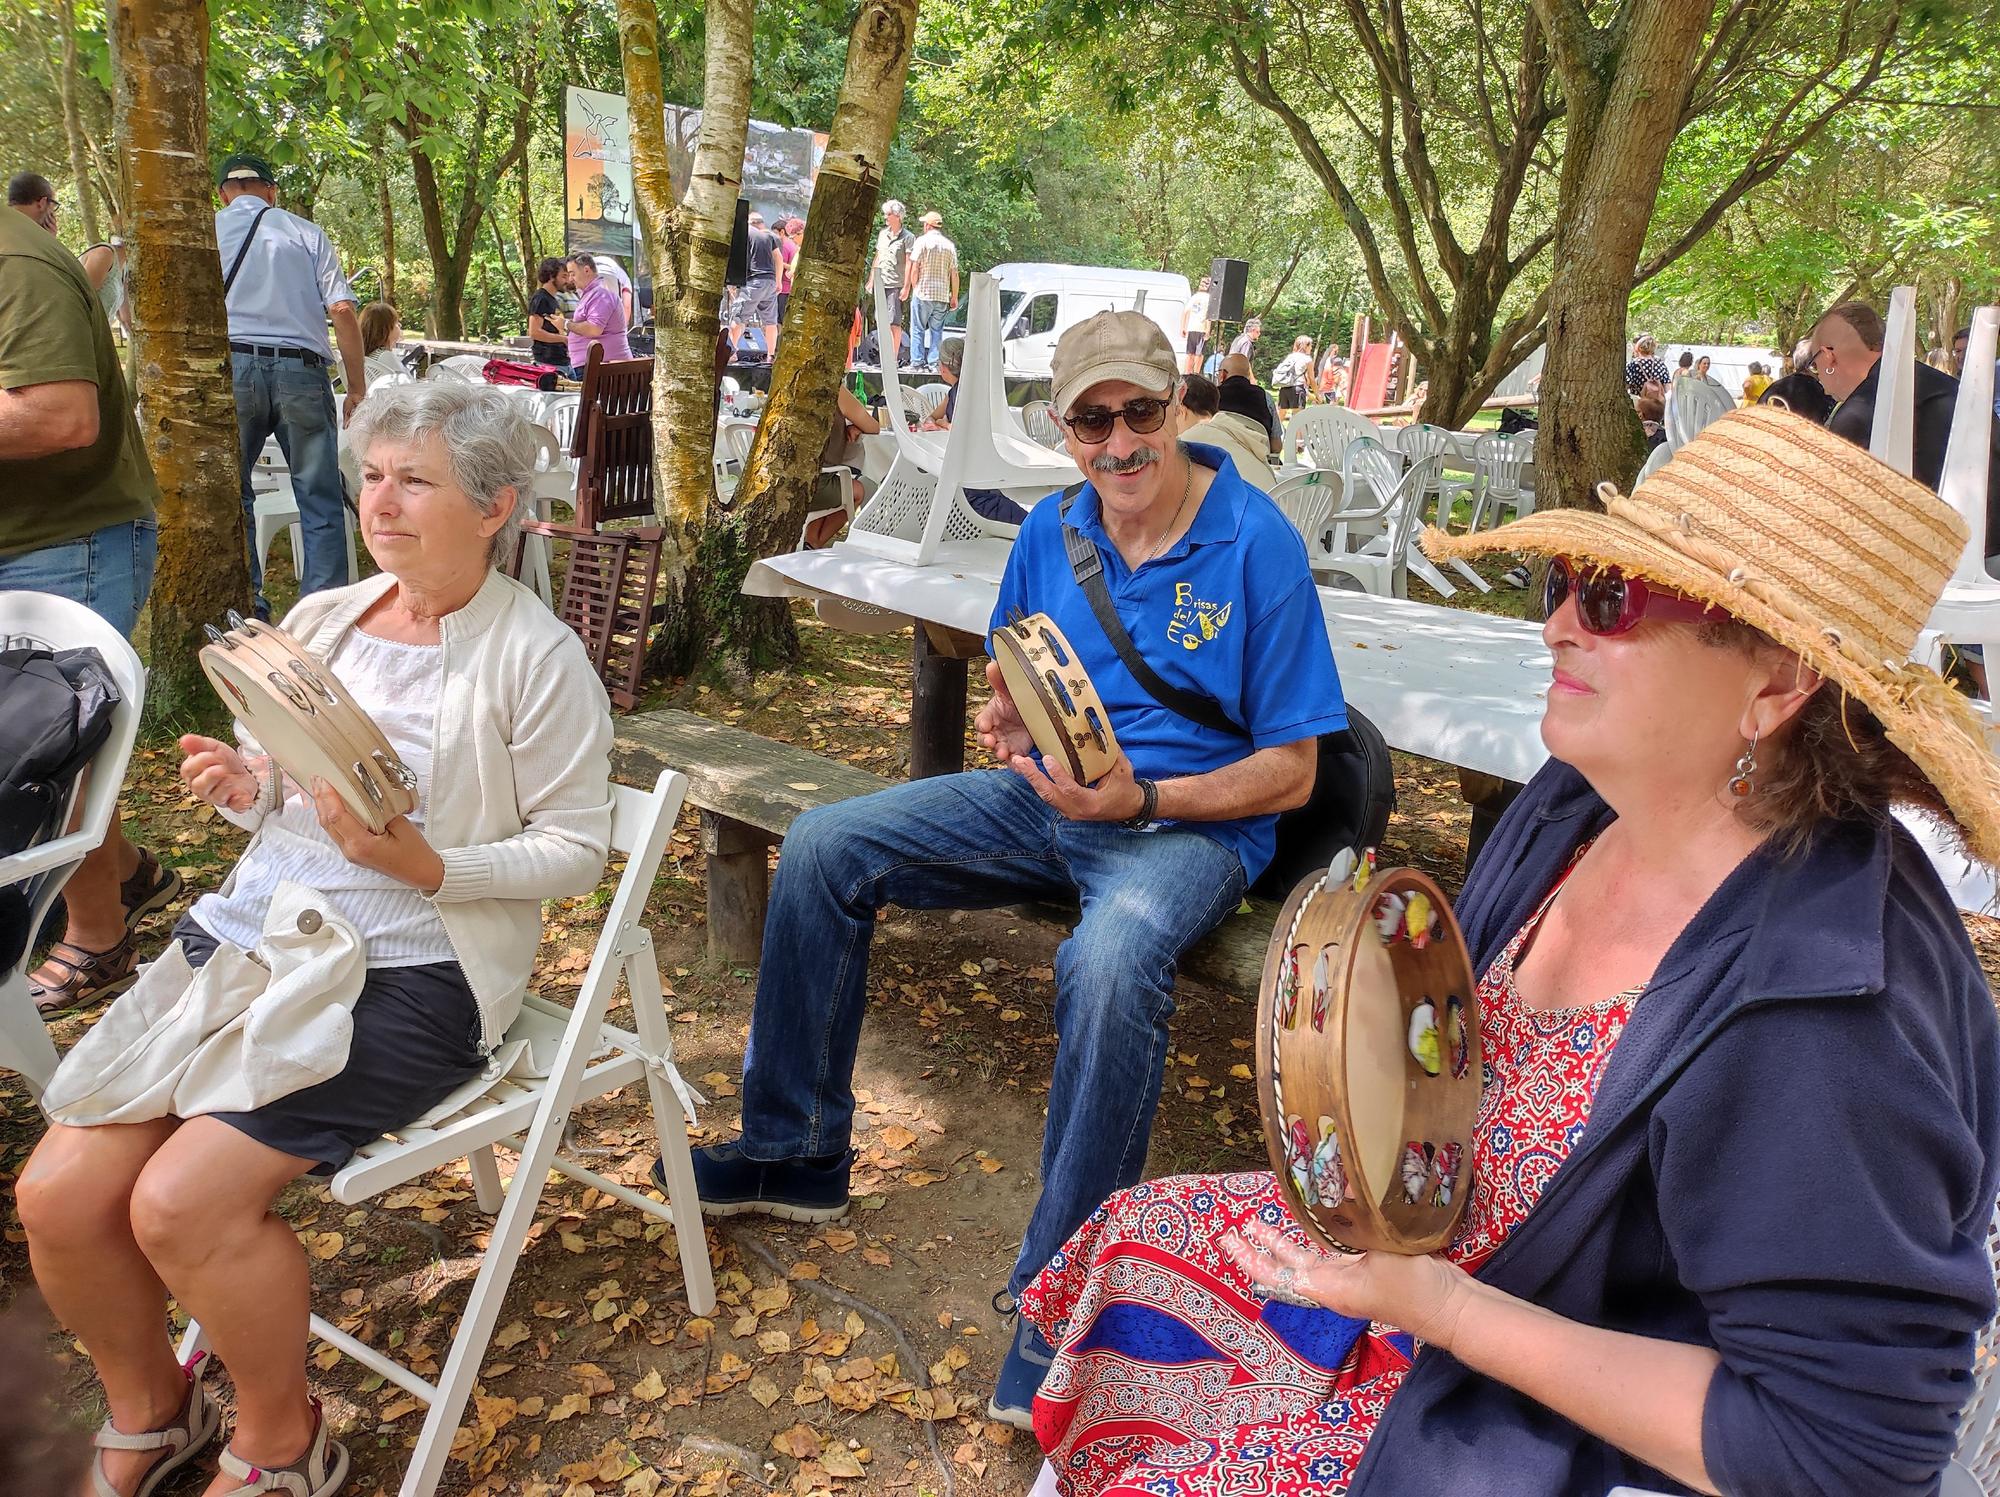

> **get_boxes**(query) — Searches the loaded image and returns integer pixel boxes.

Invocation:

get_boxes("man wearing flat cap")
[213,151,365,610]
[662,310,1347,1425]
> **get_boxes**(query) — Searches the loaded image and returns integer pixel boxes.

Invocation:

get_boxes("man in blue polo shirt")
[666,311,1346,1427]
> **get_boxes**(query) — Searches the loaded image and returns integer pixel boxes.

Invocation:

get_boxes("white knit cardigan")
[219,570,615,1049]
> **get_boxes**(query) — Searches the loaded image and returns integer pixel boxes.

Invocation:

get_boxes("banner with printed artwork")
[566,87,826,262]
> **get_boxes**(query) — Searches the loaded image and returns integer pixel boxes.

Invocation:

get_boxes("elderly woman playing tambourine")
[17,382,614,1497]
[1017,408,2000,1497]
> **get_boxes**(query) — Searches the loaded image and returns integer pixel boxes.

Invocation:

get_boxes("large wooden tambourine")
[1256,855,1481,1255]
[198,612,418,834]
[990,611,1122,785]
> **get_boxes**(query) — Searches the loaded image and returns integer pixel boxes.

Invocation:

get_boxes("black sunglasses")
[1063,397,1173,445]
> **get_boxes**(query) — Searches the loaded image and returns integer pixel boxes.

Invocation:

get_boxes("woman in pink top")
[564,252,631,370]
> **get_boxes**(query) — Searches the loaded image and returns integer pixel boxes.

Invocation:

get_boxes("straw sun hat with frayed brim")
[1422,404,2000,865]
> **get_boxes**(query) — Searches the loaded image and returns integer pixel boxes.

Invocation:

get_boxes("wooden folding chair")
[178,769,713,1497]
[572,345,658,530]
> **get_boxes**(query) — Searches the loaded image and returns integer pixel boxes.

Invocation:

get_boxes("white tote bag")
[44,881,367,1125]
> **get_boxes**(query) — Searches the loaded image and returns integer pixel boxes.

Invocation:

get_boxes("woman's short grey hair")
[939,337,965,377]
[882,199,906,218]
[1635,334,1659,355]
[348,382,537,567]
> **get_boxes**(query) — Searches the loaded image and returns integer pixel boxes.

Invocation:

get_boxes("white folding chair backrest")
[1873,284,1919,477]
[1345,437,1434,555]
[0,593,146,1096]
[1475,433,1529,498]
[1285,404,1379,468]
[1020,398,1065,450]
[1948,1201,2000,1496]
[1268,469,1336,553]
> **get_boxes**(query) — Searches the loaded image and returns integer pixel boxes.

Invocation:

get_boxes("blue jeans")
[231,351,350,600]
[738,769,1246,1296]
[0,518,158,637]
[911,297,949,368]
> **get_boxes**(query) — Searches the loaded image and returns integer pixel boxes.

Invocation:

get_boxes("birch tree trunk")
[113,0,251,721]
[665,0,920,675]
[1530,0,1708,510]
[616,0,753,665]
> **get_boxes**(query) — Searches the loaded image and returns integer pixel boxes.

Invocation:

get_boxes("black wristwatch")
[1122,777,1159,830]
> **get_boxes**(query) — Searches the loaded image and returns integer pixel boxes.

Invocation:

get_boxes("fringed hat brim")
[1423,511,2000,867]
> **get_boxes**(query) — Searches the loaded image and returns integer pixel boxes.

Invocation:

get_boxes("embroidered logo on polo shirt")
[1167,580,1234,652]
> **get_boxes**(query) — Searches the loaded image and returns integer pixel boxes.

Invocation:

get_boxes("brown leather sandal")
[120,846,184,932]
[30,931,139,1017]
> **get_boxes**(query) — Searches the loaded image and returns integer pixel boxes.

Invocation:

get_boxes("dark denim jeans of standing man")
[232,350,351,603]
[736,768,1246,1298]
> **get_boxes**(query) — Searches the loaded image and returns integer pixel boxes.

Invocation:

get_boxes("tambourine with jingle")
[198,612,419,834]
[990,611,1122,785]
[1256,850,1481,1255]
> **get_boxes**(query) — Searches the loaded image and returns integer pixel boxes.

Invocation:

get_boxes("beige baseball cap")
[1050,310,1178,416]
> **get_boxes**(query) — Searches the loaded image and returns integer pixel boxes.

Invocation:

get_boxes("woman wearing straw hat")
[1010,406,2000,1497]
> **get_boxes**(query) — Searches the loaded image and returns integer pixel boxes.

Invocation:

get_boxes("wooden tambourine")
[1256,853,1481,1255]
[990,612,1122,785]
[198,612,419,834]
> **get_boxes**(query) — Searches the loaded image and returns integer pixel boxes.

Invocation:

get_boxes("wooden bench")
[613,708,1276,995]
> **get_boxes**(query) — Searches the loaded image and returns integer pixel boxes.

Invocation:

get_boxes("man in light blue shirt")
[214,152,364,605]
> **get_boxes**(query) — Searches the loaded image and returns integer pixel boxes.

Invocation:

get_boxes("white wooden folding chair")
[178,769,714,1497]
[0,593,145,1099]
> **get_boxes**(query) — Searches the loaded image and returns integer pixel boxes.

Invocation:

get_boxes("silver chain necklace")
[1143,449,1196,564]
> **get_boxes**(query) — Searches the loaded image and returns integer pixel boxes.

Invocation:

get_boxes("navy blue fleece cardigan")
[1344,761,2000,1496]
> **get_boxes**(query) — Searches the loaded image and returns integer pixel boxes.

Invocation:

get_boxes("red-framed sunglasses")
[1542,557,1723,636]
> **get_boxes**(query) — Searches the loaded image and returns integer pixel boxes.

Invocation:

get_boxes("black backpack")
[0,646,121,860]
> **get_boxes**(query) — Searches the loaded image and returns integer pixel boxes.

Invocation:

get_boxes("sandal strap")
[217,1400,333,1496]
[93,1421,182,1453]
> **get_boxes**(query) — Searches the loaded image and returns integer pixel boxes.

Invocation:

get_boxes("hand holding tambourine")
[179,733,259,813]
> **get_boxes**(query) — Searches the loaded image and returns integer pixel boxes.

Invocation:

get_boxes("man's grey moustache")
[1091,447,1164,474]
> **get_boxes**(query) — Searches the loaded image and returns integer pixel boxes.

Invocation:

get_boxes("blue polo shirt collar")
[1065,443,1246,566]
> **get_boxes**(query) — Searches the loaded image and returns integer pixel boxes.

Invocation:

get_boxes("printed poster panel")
[565,86,636,258]
[664,106,826,228]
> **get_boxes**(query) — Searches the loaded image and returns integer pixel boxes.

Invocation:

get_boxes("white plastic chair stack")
[0,594,146,1099]
[178,770,714,1497]
[1284,405,1379,470]
[1395,424,1489,592]
[1466,433,1535,532]
[849,273,1081,564]
[1872,285,1920,478]
[1312,437,1434,598]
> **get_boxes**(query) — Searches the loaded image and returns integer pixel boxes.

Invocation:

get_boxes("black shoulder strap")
[1057,484,1247,739]
[223,205,274,297]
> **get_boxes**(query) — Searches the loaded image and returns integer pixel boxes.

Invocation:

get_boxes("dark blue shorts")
[174,914,484,1175]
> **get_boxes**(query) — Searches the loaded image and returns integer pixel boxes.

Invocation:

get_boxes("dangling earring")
[1727,731,1759,799]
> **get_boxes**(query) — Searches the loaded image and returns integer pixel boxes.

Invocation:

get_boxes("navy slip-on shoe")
[655,1141,853,1223]
[986,1313,1055,1430]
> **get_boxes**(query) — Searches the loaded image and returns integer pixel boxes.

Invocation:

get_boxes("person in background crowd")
[1740,360,1772,404]
[865,199,915,366]
[1953,326,2000,420]
[805,382,884,547]
[918,337,1027,525]
[528,257,569,369]
[1217,350,1281,459]
[1177,371,1275,487]
[1624,333,1670,395]
[214,150,365,611]
[1318,347,1346,404]
[0,174,181,1015]
[359,301,403,385]
[1634,382,1667,449]
[1270,334,1314,417]
[566,251,631,368]
[7,170,57,231]
[1757,371,1835,425]
[1228,316,1263,378]
[907,210,959,373]
[776,217,804,324]
[1182,275,1211,374]
[1810,299,2000,547]
[592,254,635,332]
[79,236,130,335]
[731,211,783,361]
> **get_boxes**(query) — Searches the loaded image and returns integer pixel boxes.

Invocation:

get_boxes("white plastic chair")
[907,383,951,424]
[1465,433,1536,531]
[1268,468,1337,562]
[1317,437,1450,599]
[511,423,576,607]
[251,472,359,585]
[1284,404,1380,469]
[178,769,714,1497]
[0,594,146,1099]
[713,417,758,494]
[1393,423,1488,592]
[1019,398,1066,450]
[428,354,489,383]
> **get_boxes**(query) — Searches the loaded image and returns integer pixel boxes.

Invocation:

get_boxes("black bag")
[0,647,121,860]
[1056,491,1395,893]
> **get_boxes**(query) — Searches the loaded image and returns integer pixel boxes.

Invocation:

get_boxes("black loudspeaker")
[1208,257,1249,324]
[725,198,751,286]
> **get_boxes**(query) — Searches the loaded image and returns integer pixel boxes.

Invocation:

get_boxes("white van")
[970,263,1192,379]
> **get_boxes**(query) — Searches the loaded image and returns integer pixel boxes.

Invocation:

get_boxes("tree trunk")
[659,0,920,676]
[113,0,252,723]
[617,0,755,666]
[1531,1,1707,510]
[372,124,396,302]
[517,153,536,287]
[56,0,104,245]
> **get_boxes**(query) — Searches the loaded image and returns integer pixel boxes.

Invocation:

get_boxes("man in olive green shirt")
[0,200,181,1011]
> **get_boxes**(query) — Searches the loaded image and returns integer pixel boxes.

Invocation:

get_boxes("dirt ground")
[6,600,2000,1497]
